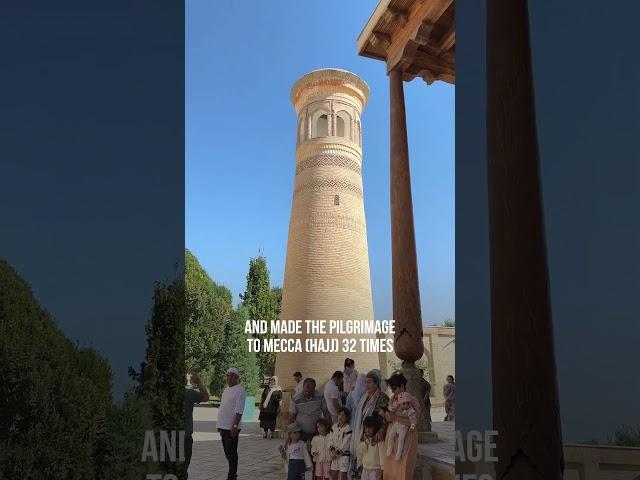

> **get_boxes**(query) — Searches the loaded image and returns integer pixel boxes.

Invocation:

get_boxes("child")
[329,407,352,480]
[279,423,312,480]
[385,391,417,461]
[310,418,332,480]
[357,415,384,480]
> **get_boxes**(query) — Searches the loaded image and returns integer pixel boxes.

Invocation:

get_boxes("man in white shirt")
[323,371,343,424]
[217,367,247,480]
[293,371,303,398]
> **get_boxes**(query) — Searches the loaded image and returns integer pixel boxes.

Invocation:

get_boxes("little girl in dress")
[311,418,332,480]
[280,423,312,480]
[357,415,384,480]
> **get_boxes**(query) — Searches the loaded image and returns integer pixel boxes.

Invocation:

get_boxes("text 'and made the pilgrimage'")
[244,319,395,353]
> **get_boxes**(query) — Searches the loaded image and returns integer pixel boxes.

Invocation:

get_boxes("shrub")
[0,260,112,478]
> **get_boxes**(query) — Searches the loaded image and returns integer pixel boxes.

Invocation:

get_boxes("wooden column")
[487,0,563,478]
[389,68,432,436]
[390,68,423,364]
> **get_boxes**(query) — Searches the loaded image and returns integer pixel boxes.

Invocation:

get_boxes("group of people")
[184,367,248,480]
[184,360,456,480]
[269,358,445,480]
[279,366,419,480]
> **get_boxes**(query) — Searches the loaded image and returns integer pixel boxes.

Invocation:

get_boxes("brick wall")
[275,69,380,389]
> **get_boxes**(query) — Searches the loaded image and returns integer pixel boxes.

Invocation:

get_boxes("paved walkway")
[189,405,454,480]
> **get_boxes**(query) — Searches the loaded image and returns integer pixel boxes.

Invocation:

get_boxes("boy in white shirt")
[329,407,352,480]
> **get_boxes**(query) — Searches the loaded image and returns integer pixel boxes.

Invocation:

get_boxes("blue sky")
[186,0,454,324]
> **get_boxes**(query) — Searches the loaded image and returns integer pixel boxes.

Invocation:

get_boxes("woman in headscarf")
[341,358,359,404]
[259,376,282,439]
[372,368,388,396]
[345,373,366,423]
[382,372,421,480]
[443,375,455,421]
[349,370,389,478]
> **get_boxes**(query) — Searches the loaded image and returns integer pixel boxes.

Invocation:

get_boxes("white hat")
[226,367,240,376]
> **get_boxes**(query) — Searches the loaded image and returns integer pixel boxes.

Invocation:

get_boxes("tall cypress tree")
[138,276,185,477]
[185,248,230,373]
[239,255,281,377]
[210,305,260,398]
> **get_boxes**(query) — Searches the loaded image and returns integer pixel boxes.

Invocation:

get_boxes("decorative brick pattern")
[295,140,362,163]
[290,68,370,113]
[293,178,363,199]
[295,154,362,176]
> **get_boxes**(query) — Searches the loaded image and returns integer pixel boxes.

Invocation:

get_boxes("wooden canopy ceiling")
[357,0,455,85]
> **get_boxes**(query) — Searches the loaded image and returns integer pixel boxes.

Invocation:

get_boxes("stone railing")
[457,443,640,480]
[564,444,640,480]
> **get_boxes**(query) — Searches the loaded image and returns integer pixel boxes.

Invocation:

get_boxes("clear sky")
[186,0,455,324]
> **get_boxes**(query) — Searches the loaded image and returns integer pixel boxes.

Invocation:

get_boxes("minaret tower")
[275,69,379,388]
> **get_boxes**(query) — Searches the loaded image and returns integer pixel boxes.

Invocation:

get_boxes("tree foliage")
[135,276,186,477]
[185,248,230,373]
[0,259,113,479]
[608,425,640,447]
[271,286,283,319]
[95,392,154,479]
[139,277,185,433]
[239,255,281,376]
[210,305,260,398]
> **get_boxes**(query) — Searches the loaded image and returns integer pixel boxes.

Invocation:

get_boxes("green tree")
[239,255,281,376]
[608,425,640,447]
[0,260,113,479]
[137,276,186,477]
[185,248,231,373]
[442,318,455,327]
[95,392,154,479]
[271,286,283,319]
[210,305,260,398]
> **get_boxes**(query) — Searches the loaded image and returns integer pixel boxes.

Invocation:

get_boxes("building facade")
[380,326,455,405]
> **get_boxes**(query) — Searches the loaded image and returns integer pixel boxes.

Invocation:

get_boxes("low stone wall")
[564,444,640,480]
[379,326,455,405]
[458,444,640,479]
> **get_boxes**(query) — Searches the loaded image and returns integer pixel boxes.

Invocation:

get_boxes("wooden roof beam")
[435,27,455,56]
[412,50,455,75]
[357,0,456,85]
[382,6,409,28]
[386,20,434,73]
[384,0,453,74]
[403,68,437,85]
[370,32,391,51]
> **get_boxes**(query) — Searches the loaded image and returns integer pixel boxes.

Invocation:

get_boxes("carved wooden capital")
[386,20,435,74]
[382,6,409,28]
[370,32,391,50]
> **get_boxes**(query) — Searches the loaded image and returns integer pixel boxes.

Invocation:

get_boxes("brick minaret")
[275,69,380,392]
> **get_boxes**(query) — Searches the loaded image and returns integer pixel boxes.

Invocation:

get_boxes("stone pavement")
[419,420,455,465]
[189,405,453,480]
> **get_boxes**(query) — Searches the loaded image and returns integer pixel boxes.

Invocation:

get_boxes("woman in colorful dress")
[349,370,389,478]
[382,373,422,480]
